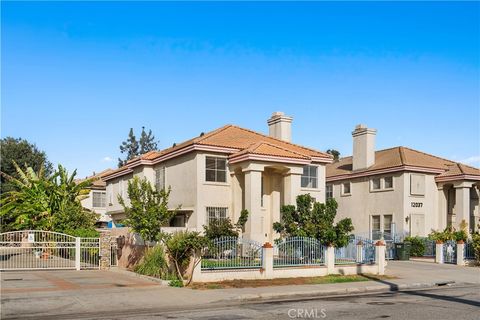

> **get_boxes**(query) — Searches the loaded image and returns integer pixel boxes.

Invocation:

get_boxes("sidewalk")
[2,261,479,319]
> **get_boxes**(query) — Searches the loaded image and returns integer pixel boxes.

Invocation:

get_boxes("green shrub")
[404,236,425,257]
[169,279,184,287]
[134,245,168,278]
[472,228,480,264]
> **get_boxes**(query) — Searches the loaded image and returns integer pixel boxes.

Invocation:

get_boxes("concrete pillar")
[454,183,473,233]
[262,243,274,279]
[435,241,444,264]
[456,241,465,266]
[283,166,303,206]
[326,246,335,274]
[356,241,363,264]
[243,168,264,243]
[437,185,448,231]
[375,241,386,275]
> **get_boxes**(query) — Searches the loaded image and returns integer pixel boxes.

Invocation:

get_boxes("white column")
[75,237,81,271]
[437,185,448,231]
[262,243,274,279]
[356,242,364,263]
[435,242,444,264]
[375,241,386,275]
[456,241,465,266]
[244,167,264,243]
[454,183,472,233]
[283,166,303,205]
[326,246,335,274]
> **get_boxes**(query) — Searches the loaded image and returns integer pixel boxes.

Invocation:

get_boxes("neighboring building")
[326,125,480,239]
[103,112,333,243]
[80,169,113,228]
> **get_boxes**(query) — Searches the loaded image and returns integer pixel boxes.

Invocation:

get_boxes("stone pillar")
[375,241,386,275]
[454,183,473,233]
[283,166,303,206]
[99,232,112,270]
[262,242,274,279]
[243,167,264,243]
[456,241,465,266]
[435,241,444,264]
[326,245,335,274]
[356,241,363,264]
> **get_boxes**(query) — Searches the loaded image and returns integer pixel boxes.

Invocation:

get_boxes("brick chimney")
[267,112,293,142]
[352,124,377,170]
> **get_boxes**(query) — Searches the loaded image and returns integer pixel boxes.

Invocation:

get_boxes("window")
[155,166,166,191]
[372,215,381,240]
[206,207,228,224]
[301,165,318,188]
[170,214,186,227]
[326,185,333,200]
[343,182,351,195]
[371,178,381,190]
[206,157,227,182]
[384,215,393,238]
[92,191,106,208]
[384,176,393,189]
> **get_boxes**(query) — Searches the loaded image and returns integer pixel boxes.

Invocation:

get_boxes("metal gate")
[0,230,99,271]
[443,240,456,264]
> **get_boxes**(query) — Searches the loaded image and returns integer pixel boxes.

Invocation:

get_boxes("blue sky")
[2,1,479,177]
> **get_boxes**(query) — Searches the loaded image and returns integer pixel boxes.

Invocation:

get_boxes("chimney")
[352,124,377,170]
[267,111,293,142]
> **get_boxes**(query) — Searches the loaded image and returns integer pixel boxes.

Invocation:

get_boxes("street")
[4,285,479,320]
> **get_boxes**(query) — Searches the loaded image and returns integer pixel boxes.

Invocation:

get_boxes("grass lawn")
[190,274,395,290]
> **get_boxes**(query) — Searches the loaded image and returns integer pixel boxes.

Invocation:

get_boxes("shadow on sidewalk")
[361,273,480,308]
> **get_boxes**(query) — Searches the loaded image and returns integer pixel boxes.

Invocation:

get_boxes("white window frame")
[371,178,381,191]
[370,176,394,192]
[92,191,106,208]
[326,185,333,200]
[341,182,351,196]
[301,165,318,189]
[155,166,166,191]
[205,156,227,183]
[371,215,381,240]
[206,207,228,225]
[384,176,394,190]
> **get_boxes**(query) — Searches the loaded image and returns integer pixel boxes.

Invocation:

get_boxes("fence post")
[326,245,335,274]
[99,232,112,270]
[456,240,465,266]
[356,241,363,264]
[375,240,386,275]
[262,242,274,279]
[75,237,81,271]
[435,241,444,264]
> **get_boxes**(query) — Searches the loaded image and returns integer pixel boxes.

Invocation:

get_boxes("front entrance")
[0,230,100,271]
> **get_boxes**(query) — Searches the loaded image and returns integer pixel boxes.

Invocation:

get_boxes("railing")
[334,238,357,264]
[110,242,118,267]
[80,238,100,269]
[464,241,475,260]
[273,237,325,267]
[443,240,457,264]
[201,236,262,270]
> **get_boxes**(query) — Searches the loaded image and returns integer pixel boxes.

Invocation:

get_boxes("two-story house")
[103,112,333,243]
[326,125,480,239]
[80,169,113,228]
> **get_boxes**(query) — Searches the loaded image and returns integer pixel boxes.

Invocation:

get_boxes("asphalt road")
[8,285,479,320]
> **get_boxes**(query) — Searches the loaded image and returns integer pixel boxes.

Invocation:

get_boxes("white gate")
[0,230,99,271]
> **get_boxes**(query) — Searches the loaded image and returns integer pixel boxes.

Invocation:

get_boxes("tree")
[0,137,53,195]
[118,177,176,244]
[118,127,158,167]
[273,194,354,247]
[326,149,340,161]
[203,218,239,240]
[139,126,158,154]
[0,163,98,234]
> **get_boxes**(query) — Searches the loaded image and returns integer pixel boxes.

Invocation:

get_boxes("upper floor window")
[372,215,381,240]
[155,166,166,191]
[384,176,393,189]
[371,178,381,190]
[206,206,228,225]
[326,185,333,200]
[301,165,318,188]
[342,182,351,195]
[206,157,227,183]
[92,191,106,208]
[370,176,394,192]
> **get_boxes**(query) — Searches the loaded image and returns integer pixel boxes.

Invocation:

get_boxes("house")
[80,169,113,228]
[326,125,480,239]
[102,112,333,243]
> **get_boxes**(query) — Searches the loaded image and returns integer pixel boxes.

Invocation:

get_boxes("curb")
[111,268,171,286]
[223,281,475,303]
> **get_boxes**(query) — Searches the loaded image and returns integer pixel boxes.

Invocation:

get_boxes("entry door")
[410,214,425,237]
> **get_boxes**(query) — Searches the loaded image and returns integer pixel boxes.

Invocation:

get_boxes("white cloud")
[101,156,113,163]
[459,155,480,167]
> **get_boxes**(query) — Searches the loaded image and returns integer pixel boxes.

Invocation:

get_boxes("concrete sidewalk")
[1,261,479,319]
